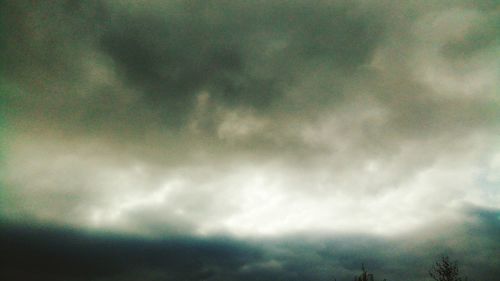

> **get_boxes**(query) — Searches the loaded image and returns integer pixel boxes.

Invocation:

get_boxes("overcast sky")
[0,1,499,280]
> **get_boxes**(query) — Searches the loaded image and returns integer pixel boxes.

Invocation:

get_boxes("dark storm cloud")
[2,0,497,141]
[1,0,499,269]
[1,206,498,281]
[2,0,385,130]
[99,0,383,127]
[0,221,262,281]
[1,0,105,86]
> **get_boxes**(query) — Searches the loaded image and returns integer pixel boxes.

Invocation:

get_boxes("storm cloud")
[0,0,499,280]
[1,206,498,281]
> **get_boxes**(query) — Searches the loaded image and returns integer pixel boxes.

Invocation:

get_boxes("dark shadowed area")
[1,207,498,281]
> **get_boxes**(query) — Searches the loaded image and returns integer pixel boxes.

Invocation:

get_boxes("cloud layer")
[1,0,499,239]
[1,207,498,281]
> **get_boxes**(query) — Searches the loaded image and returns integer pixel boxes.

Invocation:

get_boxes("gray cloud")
[1,206,498,281]
[0,2,499,278]
[97,0,384,129]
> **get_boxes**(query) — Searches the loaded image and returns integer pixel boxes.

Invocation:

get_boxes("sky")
[0,0,499,280]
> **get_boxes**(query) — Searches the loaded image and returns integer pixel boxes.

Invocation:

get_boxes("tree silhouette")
[429,256,468,281]
[354,264,376,281]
